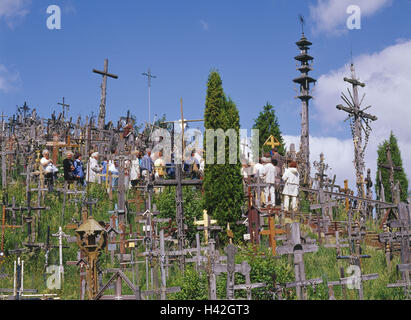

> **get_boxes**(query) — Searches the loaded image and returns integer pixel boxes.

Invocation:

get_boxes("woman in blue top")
[73,152,86,187]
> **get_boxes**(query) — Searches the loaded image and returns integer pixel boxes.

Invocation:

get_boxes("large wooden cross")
[93,59,118,130]
[378,145,403,204]
[259,209,286,256]
[276,223,322,300]
[57,97,70,120]
[46,133,80,165]
[310,188,337,244]
[336,63,377,199]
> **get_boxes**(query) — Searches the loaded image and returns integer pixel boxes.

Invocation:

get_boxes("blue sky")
[0,0,410,189]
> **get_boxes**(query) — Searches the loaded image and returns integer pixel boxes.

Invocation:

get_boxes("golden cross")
[194,210,217,244]
[263,135,280,149]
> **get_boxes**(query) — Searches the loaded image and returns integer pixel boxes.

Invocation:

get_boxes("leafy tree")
[253,103,286,156]
[203,71,245,244]
[155,186,203,244]
[375,132,409,203]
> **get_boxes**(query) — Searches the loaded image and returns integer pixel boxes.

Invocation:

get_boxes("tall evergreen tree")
[203,71,244,243]
[375,132,409,203]
[253,103,286,156]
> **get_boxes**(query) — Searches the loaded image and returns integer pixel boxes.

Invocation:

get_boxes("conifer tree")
[253,103,286,155]
[203,71,244,243]
[375,132,409,203]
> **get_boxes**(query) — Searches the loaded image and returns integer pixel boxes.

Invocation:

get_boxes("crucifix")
[194,210,221,245]
[336,63,377,206]
[309,188,337,244]
[57,97,70,121]
[259,209,286,256]
[276,223,322,300]
[93,59,119,130]
[51,227,70,287]
[378,145,403,204]
[142,68,157,125]
[233,261,266,300]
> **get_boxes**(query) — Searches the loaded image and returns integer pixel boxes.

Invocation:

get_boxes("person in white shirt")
[253,158,264,177]
[129,150,141,187]
[86,152,102,184]
[262,158,277,207]
[154,150,166,179]
[40,149,58,191]
[282,161,300,212]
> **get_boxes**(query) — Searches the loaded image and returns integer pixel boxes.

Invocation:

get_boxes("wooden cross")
[328,271,378,300]
[310,188,337,244]
[246,206,261,245]
[93,59,118,130]
[1,142,14,189]
[259,209,286,256]
[0,258,37,300]
[378,145,403,204]
[94,269,141,300]
[46,132,80,165]
[1,205,22,254]
[57,97,70,120]
[194,210,221,245]
[233,261,266,300]
[336,63,377,198]
[276,223,322,300]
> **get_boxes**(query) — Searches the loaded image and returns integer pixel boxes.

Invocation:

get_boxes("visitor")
[63,151,76,182]
[282,161,299,212]
[73,152,85,187]
[86,152,102,184]
[262,157,277,207]
[40,149,58,191]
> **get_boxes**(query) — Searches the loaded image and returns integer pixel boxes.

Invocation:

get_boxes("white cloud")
[309,0,392,35]
[0,0,30,27]
[200,19,209,31]
[308,39,411,191]
[0,65,20,93]
[283,135,358,190]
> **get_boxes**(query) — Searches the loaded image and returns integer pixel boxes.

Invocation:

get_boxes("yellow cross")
[194,210,217,244]
[263,135,280,149]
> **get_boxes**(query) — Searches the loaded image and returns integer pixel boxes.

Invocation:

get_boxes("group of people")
[40,149,85,190]
[40,147,205,191]
[241,148,300,212]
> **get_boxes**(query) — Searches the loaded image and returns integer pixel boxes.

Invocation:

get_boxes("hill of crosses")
[0,1,410,304]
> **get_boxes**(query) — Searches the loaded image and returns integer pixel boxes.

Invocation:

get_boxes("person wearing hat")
[86,152,103,184]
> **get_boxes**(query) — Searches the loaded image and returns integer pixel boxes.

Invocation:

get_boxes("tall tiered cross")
[293,22,316,185]
[93,59,118,130]
[142,68,157,125]
[336,63,377,200]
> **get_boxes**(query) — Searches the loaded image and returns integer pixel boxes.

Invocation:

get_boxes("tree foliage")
[375,132,409,203]
[203,71,245,244]
[252,103,286,156]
